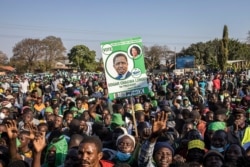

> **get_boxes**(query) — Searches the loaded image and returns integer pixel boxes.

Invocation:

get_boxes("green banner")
[100,37,149,100]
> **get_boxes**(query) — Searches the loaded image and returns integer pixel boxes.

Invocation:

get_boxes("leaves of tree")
[68,45,97,72]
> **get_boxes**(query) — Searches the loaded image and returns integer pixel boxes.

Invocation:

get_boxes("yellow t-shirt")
[34,103,45,112]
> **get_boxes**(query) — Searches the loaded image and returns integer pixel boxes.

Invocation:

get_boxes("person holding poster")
[113,53,132,80]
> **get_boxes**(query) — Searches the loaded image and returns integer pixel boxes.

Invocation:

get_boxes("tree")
[12,38,43,72]
[0,50,8,65]
[41,36,66,71]
[247,31,250,44]
[228,39,250,61]
[181,39,220,69]
[68,45,97,72]
[144,45,171,72]
[218,25,229,72]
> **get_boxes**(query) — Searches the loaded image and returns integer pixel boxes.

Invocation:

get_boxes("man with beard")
[77,136,114,167]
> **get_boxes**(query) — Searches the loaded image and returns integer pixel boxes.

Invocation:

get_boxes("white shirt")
[1,82,10,91]
[19,80,29,93]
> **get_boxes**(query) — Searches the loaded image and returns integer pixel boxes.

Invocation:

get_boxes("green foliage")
[228,39,250,61]
[218,25,229,72]
[68,45,97,72]
[182,39,220,69]
[182,28,250,71]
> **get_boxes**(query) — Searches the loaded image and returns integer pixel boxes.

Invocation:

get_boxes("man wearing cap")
[186,139,205,164]
[182,96,192,112]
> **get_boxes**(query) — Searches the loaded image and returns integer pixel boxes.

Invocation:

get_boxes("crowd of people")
[0,71,250,167]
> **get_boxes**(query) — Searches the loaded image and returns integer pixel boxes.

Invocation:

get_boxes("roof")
[0,66,15,72]
[227,60,245,64]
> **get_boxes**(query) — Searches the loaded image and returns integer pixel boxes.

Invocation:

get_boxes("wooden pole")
[130,96,138,137]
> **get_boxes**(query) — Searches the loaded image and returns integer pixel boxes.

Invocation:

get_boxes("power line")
[0,23,247,40]
[0,34,193,46]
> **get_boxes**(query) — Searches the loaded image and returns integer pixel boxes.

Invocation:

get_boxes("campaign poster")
[176,55,195,69]
[100,37,149,100]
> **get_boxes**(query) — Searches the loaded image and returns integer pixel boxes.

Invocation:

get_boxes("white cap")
[176,95,182,100]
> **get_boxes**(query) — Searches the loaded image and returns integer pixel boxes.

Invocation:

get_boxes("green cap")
[208,121,226,131]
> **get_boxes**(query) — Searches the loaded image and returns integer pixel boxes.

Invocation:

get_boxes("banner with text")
[101,37,149,100]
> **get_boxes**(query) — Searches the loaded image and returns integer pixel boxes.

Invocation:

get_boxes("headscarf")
[44,135,68,167]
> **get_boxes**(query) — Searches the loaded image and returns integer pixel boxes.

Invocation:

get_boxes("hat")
[203,150,224,163]
[202,108,210,115]
[5,95,14,99]
[183,97,189,100]
[207,121,226,131]
[188,139,205,150]
[134,103,144,112]
[159,100,170,107]
[45,107,53,113]
[66,97,74,101]
[116,134,135,149]
[149,91,155,98]
[176,95,182,100]
[161,106,172,113]
[70,107,78,112]
[74,90,81,95]
[153,142,174,155]
[111,113,125,127]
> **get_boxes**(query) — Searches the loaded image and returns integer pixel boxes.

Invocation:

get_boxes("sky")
[0,0,250,59]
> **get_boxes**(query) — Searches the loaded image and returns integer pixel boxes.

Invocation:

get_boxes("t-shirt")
[11,83,20,93]
[20,81,29,93]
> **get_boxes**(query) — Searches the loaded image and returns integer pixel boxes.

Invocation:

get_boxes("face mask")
[0,112,5,119]
[116,151,131,161]
[210,146,224,153]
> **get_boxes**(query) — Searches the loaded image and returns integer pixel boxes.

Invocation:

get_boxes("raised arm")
[88,98,101,120]
[138,112,168,167]
[5,120,23,160]
[32,132,46,167]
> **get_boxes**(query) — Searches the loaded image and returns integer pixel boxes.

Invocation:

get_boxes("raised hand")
[23,123,38,140]
[5,120,18,139]
[150,112,168,142]
[33,132,46,153]
[152,112,168,135]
